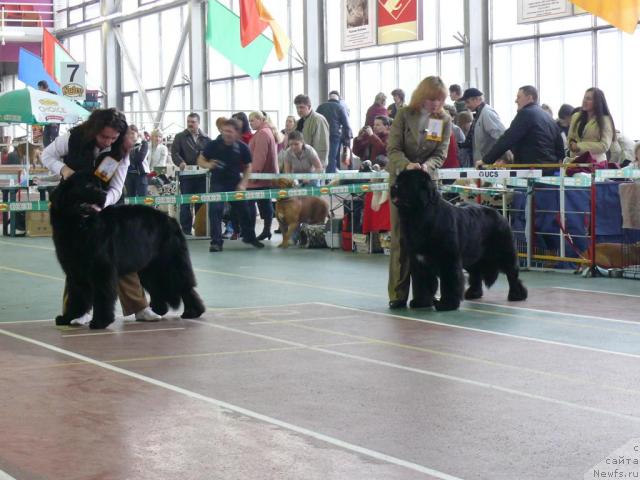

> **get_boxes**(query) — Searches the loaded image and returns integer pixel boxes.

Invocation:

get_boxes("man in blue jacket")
[316,92,352,172]
[479,85,564,174]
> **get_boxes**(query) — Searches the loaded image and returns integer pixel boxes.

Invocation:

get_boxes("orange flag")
[239,0,291,61]
[570,0,640,33]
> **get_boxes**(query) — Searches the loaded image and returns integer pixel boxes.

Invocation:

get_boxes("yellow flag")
[570,0,640,33]
[256,0,291,61]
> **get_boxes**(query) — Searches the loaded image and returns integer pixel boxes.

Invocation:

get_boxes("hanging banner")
[341,0,377,50]
[517,0,585,23]
[377,0,421,45]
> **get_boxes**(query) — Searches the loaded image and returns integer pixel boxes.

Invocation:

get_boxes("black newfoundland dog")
[50,171,205,329]
[391,169,527,311]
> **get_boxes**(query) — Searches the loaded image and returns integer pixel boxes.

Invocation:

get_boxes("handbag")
[340,145,353,170]
[565,151,607,177]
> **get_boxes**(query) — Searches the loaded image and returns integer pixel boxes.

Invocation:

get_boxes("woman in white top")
[567,88,615,164]
[148,128,169,170]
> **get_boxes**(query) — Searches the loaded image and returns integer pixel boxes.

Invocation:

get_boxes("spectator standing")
[294,94,330,170]
[232,112,253,144]
[567,87,615,164]
[124,125,149,197]
[365,92,388,127]
[171,112,211,235]
[449,84,467,113]
[37,80,60,147]
[248,111,279,241]
[316,92,353,173]
[198,119,264,252]
[387,88,406,119]
[480,86,564,173]
[460,88,505,165]
[148,129,168,170]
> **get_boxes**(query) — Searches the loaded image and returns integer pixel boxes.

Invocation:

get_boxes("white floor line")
[0,469,17,480]
[552,286,640,299]
[314,303,640,360]
[465,300,640,326]
[0,240,54,251]
[208,302,317,311]
[0,327,462,480]
[250,314,358,325]
[186,319,640,424]
[61,327,186,338]
[0,319,52,325]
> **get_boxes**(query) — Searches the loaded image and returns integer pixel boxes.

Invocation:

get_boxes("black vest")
[62,128,99,173]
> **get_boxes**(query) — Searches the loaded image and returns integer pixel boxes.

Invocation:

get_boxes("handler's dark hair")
[76,108,129,160]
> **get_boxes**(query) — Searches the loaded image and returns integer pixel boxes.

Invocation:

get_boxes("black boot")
[256,218,272,241]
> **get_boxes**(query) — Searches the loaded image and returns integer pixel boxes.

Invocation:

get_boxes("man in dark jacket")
[171,112,211,235]
[480,85,564,174]
[316,92,352,172]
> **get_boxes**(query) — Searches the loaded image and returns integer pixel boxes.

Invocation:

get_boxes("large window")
[206,0,304,132]
[119,5,191,135]
[54,0,100,29]
[324,0,465,130]
[64,29,103,91]
[490,0,640,139]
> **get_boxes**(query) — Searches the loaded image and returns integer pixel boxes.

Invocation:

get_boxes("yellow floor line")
[0,265,63,282]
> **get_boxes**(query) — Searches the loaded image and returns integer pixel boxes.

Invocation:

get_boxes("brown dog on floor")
[275,178,329,248]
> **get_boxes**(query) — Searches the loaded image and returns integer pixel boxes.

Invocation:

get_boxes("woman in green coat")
[386,76,452,309]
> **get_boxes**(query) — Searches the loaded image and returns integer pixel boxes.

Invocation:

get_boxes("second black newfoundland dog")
[391,169,527,311]
[50,171,205,329]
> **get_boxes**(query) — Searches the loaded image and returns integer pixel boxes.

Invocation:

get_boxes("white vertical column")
[465,0,490,99]
[101,0,121,109]
[303,0,326,106]
[189,0,207,132]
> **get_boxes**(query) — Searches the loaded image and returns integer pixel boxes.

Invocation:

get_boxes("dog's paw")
[464,288,483,300]
[149,301,169,316]
[508,284,528,301]
[409,299,434,309]
[434,299,460,311]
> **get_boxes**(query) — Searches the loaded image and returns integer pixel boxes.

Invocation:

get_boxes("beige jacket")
[567,112,614,163]
[386,107,452,184]
[301,110,330,168]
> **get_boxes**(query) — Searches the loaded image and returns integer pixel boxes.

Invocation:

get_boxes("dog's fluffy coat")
[50,171,205,329]
[391,169,527,311]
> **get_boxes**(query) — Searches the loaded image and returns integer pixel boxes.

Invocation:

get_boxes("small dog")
[275,178,329,248]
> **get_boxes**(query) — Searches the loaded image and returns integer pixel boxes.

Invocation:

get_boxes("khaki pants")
[62,272,148,316]
[388,201,438,303]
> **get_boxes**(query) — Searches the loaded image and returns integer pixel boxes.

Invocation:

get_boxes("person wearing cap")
[460,87,505,166]
[316,92,352,173]
[478,85,564,174]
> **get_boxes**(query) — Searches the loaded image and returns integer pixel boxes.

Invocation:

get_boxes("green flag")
[206,0,273,79]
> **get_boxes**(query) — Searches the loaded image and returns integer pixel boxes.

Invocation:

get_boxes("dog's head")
[391,169,439,209]
[50,170,107,216]
[275,177,296,189]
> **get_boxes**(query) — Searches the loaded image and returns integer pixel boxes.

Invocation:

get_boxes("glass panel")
[360,61,382,122]
[380,58,397,101]
[290,0,305,66]
[343,63,359,129]
[328,67,341,96]
[539,33,592,118]
[491,40,535,124]
[120,19,140,92]
[419,53,437,78]
[596,29,622,138]
[262,72,290,128]
[440,49,464,89]
[84,29,103,90]
[620,25,640,139]
[161,7,185,85]
[140,14,161,88]
[233,77,259,112]
[292,69,304,104]
[69,6,83,24]
[490,0,534,40]
[84,2,100,20]
[398,56,420,98]
[440,0,465,48]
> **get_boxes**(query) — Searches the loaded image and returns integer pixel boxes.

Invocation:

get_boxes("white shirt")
[41,133,130,208]
[148,144,168,169]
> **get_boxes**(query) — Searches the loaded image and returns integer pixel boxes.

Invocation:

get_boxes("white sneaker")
[70,312,92,326]
[135,307,162,322]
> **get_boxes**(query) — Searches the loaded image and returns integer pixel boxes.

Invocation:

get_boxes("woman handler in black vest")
[41,108,161,325]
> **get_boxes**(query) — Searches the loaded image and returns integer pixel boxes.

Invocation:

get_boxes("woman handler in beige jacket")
[386,76,452,309]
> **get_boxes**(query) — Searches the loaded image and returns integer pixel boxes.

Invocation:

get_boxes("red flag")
[42,28,56,79]
[239,0,269,47]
